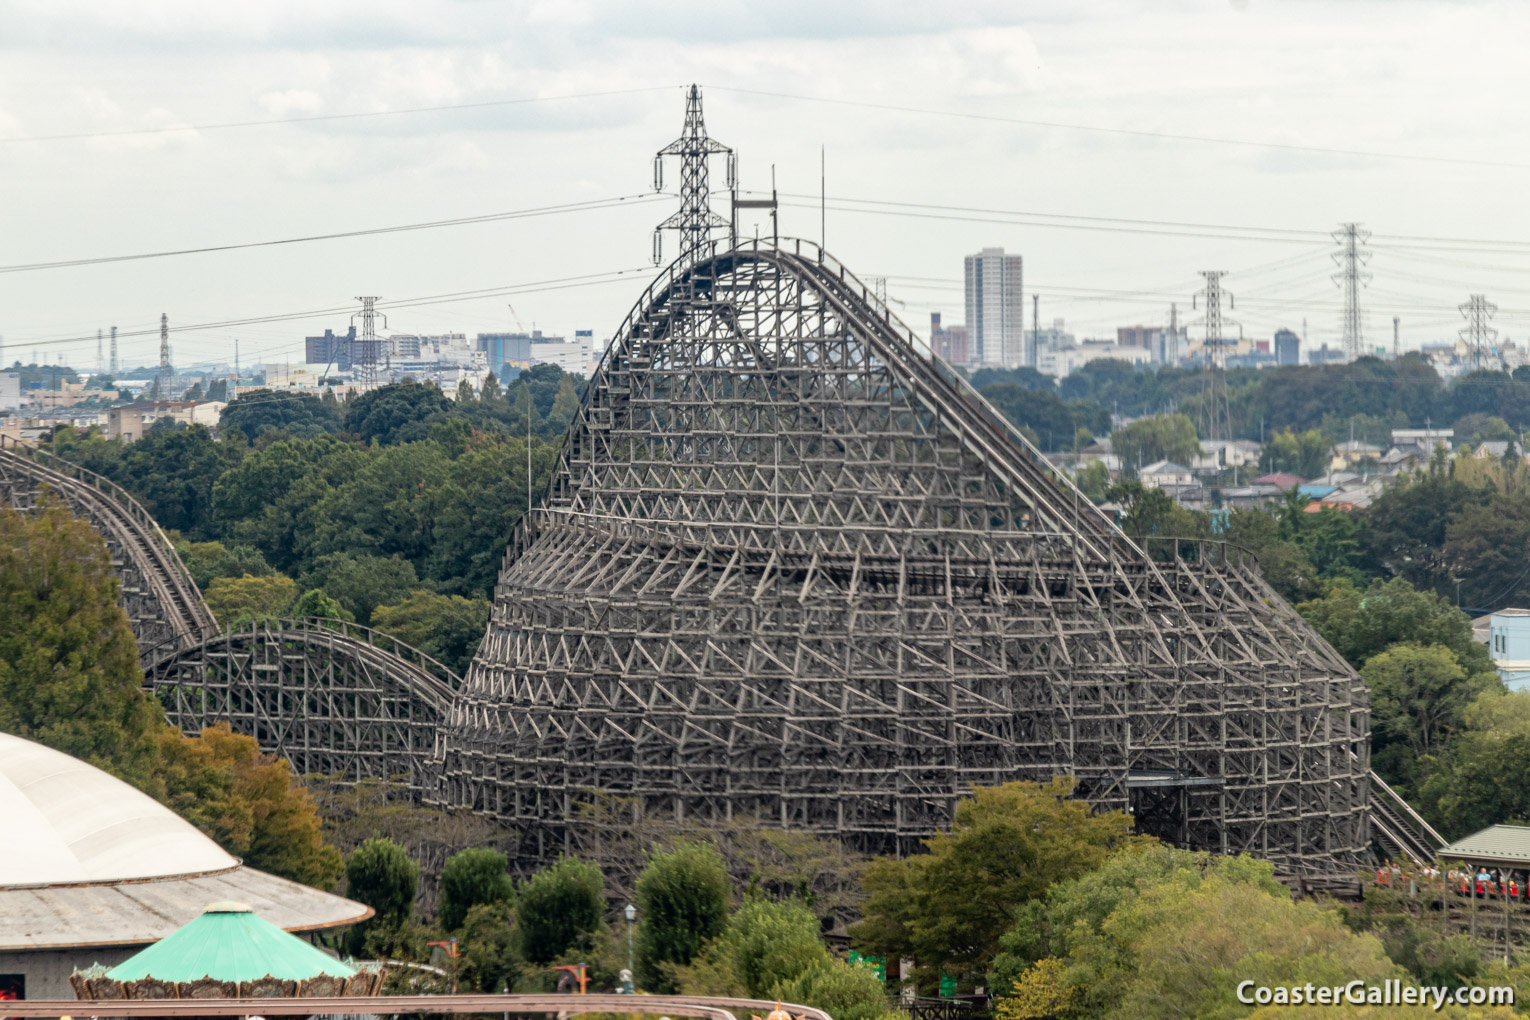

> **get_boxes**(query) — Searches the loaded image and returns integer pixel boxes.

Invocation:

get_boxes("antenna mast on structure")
[1459,294,1498,371]
[1191,271,1239,442]
[652,85,735,266]
[1332,222,1372,361]
[353,297,385,389]
[158,313,172,396]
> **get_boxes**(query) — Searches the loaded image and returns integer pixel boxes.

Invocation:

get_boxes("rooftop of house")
[1249,472,1306,488]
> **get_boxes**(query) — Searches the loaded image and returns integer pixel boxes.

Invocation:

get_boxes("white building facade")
[964,247,1026,367]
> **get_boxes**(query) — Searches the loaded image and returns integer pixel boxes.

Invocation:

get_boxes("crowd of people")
[1376,862,1530,900]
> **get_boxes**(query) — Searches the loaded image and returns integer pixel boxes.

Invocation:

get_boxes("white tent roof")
[0,731,370,949]
[0,731,236,886]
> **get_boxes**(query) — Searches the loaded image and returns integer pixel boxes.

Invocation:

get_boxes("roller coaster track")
[0,435,219,663]
[1,436,460,792]
[144,617,459,793]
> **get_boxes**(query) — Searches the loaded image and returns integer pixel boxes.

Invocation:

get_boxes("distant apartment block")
[929,313,970,366]
[476,330,595,375]
[304,327,357,370]
[1275,328,1300,366]
[964,247,1025,367]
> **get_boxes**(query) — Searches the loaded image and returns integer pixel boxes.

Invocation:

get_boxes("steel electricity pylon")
[652,85,735,266]
[353,297,385,388]
[1459,294,1499,371]
[1332,223,1372,361]
[1192,271,1239,442]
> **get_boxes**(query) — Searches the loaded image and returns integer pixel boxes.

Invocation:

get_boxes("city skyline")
[0,1,1526,370]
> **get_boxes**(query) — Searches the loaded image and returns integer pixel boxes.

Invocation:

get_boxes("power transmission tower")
[109,326,118,374]
[158,313,172,396]
[1191,271,1239,442]
[1331,222,1371,361]
[1459,294,1499,371]
[353,297,386,389]
[652,84,734,266]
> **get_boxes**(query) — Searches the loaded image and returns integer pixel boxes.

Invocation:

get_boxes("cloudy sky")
[1,0,1526,372]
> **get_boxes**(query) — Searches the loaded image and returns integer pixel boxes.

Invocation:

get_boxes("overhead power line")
[17,268,652,353]
[0,194,667,275]
[0,85,682,144]
[708,85,1530,171]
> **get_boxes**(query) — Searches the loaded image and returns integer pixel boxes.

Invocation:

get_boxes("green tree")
[299,553,420,625]
[460,900,519,992]
[344,836,420,956]
[440,847,515,932]
[220,389,343,440]
[1441,490,1530,611]
[203,573,299,626]
[291,587,353,623]
[992,842,1397,1020]
[1258,427,1331,479]
[1108,414,1199,476]
[346,836,420,923]
[1358,470,1488,590]
[772,958,896,1020]
[1363,643,1500,760]
[344,379,455,446]
[0,497,163,791]
[515,857,605,965]
[725,898,831,999]
[1103,482,1208,545]
[850,777,1134,988]
[1297,576,1492,674]
[159,723,341,887]
[175,540,275,589]
[370,591,491,674]
[550,374,581,426]
[1073,461,1110,503]
[636,841,731,992]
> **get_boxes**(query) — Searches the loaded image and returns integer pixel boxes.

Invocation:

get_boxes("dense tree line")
[973,356,1530,452]
[44,372,584,672]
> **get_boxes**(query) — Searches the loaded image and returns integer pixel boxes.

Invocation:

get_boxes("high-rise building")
[964,247,1025,367]
[304,327,356,370]
[1274,328,1300,366]
[929,313,970,366]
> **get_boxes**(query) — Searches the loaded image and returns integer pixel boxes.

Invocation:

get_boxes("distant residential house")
[1192,439,1262,475]
[1489,609,1530,691]
[1378,445,1430,476]
[1219,484,1286,510]
[1140,460,1195,488]
[1077,440,1121,474]
[1161,482,1207,510]
[1249,471,1306,490]
[107,400,227,442]
[1329,439,1383,470]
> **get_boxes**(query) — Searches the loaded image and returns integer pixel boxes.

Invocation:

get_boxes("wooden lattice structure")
[437,239,1374,873]
[0,436,219,664]
[146,618,457,794]
[1,438,456,795]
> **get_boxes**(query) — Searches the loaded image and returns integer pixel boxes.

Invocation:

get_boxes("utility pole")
[1393,315,1401,359]
[109,326,118,374]
[353,297,385,389]
[1459,294,1499,371]
[158,313,171,396]
[1331,222,1372,361]
[652,84,734,266]
[1192,271,1239,442]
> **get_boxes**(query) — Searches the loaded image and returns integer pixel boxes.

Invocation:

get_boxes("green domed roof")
[107,902,357,984]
